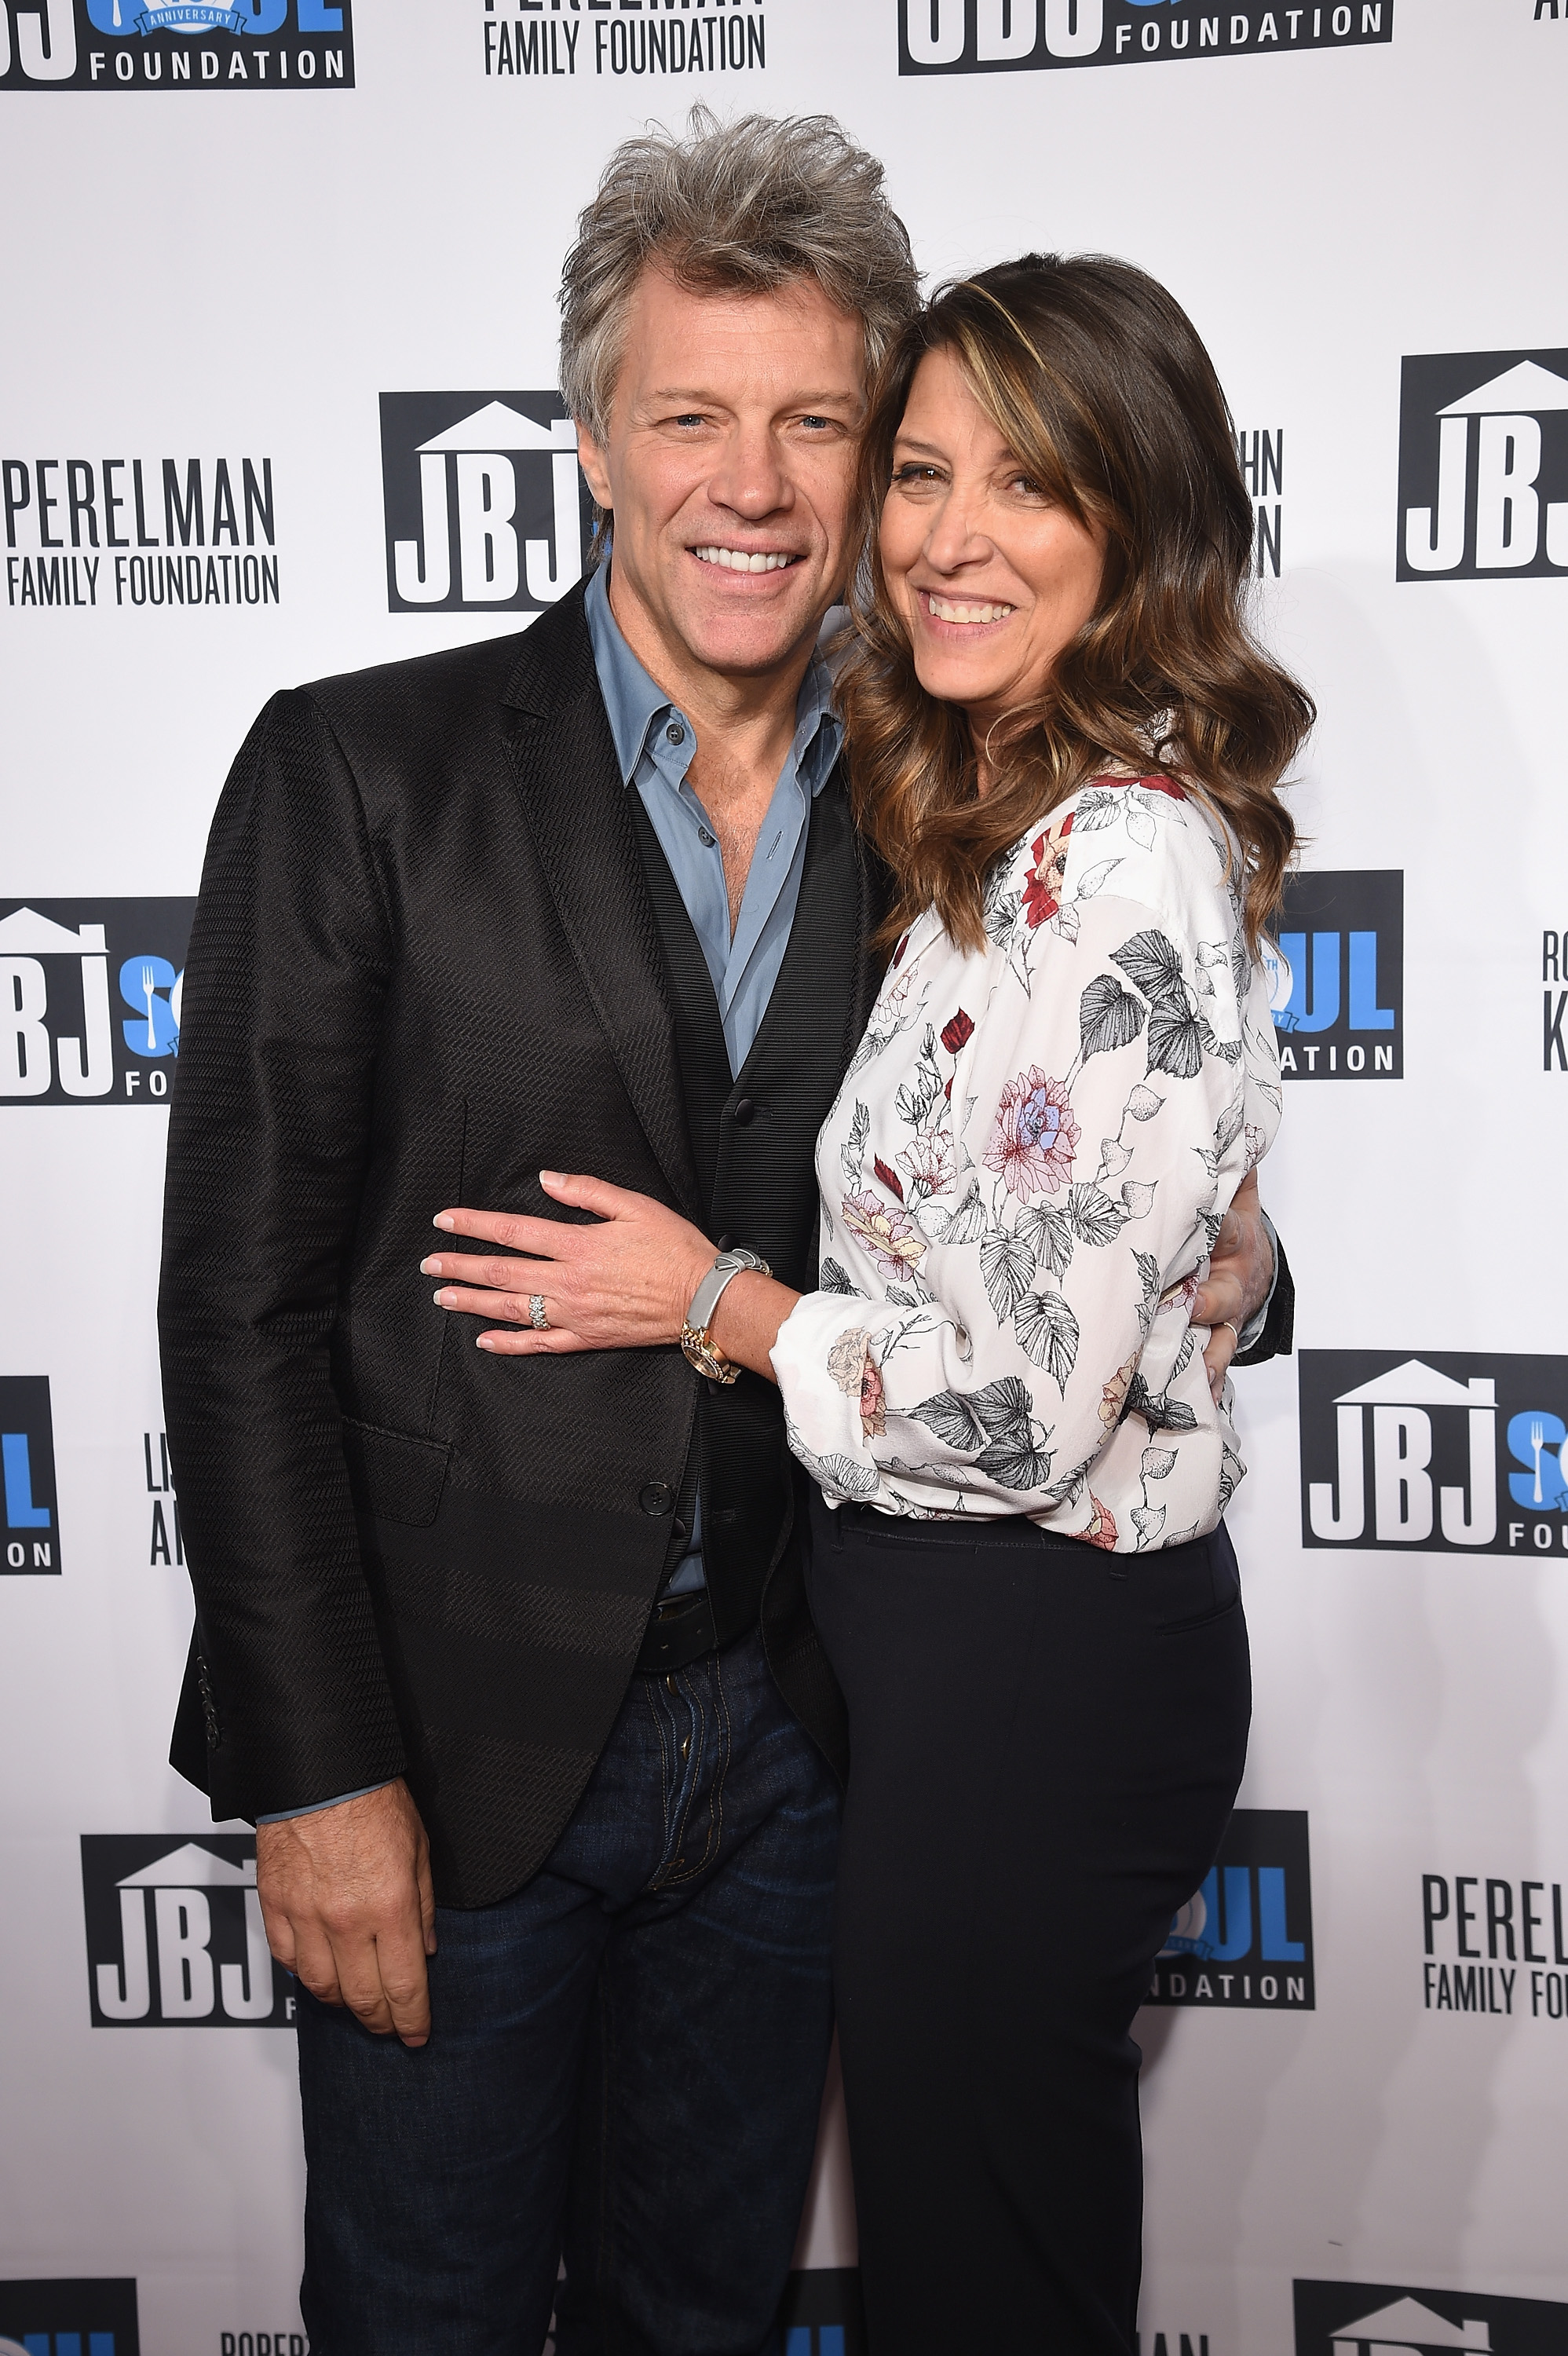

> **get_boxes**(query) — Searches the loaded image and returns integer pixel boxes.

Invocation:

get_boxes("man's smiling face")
[574,265,866,690]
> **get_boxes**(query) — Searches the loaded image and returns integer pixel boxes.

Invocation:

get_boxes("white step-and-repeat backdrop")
[3,2,1566,2351]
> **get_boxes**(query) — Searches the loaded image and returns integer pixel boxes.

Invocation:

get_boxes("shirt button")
[732,1097,755,1125]
[666,721,686,746]
[698,827,716,847]
[640,1482,676,1515]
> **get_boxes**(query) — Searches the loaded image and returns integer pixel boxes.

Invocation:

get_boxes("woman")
[425,256,1311,2351]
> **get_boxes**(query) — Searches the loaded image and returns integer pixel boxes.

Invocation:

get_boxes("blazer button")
[732,1097,755,1125]
[640,1482,676,1515]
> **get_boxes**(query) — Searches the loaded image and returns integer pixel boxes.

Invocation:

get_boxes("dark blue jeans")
[295,1624,840,2356]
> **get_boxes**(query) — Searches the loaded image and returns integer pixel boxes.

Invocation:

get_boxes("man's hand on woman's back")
[1194,1168,1277,1403]
[256,1778,437,2048]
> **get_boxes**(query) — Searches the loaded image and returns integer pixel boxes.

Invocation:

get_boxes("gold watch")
[679,1248,770,1383]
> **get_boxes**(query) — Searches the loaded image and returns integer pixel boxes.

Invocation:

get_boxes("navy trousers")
[294,1623,840,2356]
[807,1487,1252,2356]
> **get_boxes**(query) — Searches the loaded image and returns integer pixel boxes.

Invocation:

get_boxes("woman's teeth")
[927,594,1014,624]
[693,547,798,573]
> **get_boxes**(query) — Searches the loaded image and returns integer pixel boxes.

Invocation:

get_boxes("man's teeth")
[693,546,798,573]
[928,594,1013,624]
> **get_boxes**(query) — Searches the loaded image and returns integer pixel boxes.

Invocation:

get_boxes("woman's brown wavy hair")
[838,254,1313,955]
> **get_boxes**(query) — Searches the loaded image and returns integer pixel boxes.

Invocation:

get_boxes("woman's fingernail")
[539,1170,562,1187]
[433,1213,455,1231]
[420,1257,439,1275]
[477,1335,494,1351]
[433,1289,451,1307]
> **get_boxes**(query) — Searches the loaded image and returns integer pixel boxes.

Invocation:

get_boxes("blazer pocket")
[342,1416,451,1529]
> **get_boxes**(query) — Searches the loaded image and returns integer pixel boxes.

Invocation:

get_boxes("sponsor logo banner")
[81,1835,294,2028]
[4,457,279,612]
[898,0,1392,74]
[1144,1809,1314,2008]
[482,0,769,81]
[219,2334,306,2354]
[1295,2278,1568,2354]
[1,1377,60,1577]
[0,2277,140,2354]
[143,1429,183,1570]
[1544,931,1568,1070]
[1398,349,1568,582]
[0,0,353,91]
[1237,426,1285,577]
[1421,1871,1568,2021]
[0,900,194,1103]
[379,393,590,616]
[1299,1350,1568,1554]
[1265,872,1402,1080]
[778,2271,865,2356]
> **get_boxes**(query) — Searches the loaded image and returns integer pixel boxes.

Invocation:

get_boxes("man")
[159,109,1288,2356]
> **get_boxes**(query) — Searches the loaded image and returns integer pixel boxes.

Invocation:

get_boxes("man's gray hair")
[559,108,921,442]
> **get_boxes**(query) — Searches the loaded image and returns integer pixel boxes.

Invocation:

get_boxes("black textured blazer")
[159,583,888,1907]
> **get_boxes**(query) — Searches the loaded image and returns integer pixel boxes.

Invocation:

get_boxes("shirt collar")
[584,559,841,797]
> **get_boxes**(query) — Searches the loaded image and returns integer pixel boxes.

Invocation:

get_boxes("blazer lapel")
[501,587,701,1218]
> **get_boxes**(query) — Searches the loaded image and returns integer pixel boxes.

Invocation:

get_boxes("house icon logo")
[0,898,194,1105]
[1326,2298,1490,2352]
[1397,348,1568,580]
[80,1834,293,2028]
[1299,1349,1568,1557]
[1295,2277,1568,2355]
[378,391,587,616]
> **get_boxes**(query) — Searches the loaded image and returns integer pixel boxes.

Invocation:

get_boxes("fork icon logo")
[1508,1412,1568,1513]
[1299,1349,1568,1557]
[0,899,193,1103]
[118,954,181,1058]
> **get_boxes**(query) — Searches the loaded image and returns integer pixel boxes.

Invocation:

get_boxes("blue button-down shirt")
[586,562,842,1596]
[585,564,842,1075]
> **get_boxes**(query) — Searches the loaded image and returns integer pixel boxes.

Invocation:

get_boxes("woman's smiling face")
[878,343,1107,759]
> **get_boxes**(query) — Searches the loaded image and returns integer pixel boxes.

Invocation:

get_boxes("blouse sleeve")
[770,839,1277,1549]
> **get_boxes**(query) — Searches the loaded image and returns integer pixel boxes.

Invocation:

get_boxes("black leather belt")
[634,1586,720,1675]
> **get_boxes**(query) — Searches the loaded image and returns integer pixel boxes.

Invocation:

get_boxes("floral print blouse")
[769,771,1283,1552]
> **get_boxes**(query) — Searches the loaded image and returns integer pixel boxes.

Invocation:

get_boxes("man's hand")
[1193,1168,1275,1405]
[256,1778,436,2047]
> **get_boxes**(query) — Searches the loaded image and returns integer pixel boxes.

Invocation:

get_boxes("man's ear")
[574,419,613,514]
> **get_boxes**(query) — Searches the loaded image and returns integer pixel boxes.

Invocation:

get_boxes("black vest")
[629,770,865,1659]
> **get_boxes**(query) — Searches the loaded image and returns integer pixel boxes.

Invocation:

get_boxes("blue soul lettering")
[1258,1866,1306,1960]
[1276,931,1394,1033]
[1166,1865,1303,1961]
[1507,1410,1568,1510]
[83,0,341,28]
[1199,1866,1252,1959]
[2,1432,52,1528]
